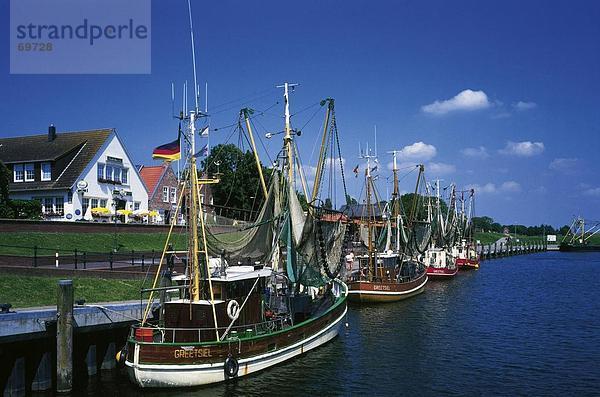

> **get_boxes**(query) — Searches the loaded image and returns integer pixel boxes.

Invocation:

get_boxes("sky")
[1,0,599,227]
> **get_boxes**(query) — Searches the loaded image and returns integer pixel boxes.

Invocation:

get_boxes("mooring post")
[152,249,155,265]
[57,280,74,393]
[74,249,78,270]
[109,251,113,270]
[131,250,135,267]
[141,253,145,272]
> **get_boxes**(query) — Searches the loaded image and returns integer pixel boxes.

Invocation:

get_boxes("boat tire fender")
[224,354,239,378]
[227,300,240,320]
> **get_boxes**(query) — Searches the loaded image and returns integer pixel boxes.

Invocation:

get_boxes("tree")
[201,144,271,217]
[345,194,358,205]
[0,161,11,218]
[0,161,42,219]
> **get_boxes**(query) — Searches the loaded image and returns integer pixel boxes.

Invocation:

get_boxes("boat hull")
[347,272,427,303]
[125,284,347,388]
[559,244,600,252]
[456,258,479,269]
[426,265,458,278]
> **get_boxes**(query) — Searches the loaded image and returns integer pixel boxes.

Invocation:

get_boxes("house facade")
[0,126,148,221]
[138,164,179,224]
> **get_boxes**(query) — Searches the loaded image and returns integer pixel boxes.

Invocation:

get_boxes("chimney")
[48,124,56,142]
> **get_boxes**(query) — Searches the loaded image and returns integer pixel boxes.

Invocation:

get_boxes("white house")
[0,125,148,221]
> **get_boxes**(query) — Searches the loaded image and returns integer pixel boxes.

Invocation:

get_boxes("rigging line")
[249,117,274,164]
[202,124,240,172]
[210,101,279,132]
[290,101,321,117]
[209,87,276,111]
[209,92,279,116]
[301,105,327,166]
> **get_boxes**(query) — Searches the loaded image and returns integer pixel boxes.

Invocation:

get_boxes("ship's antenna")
[187,0,199,113]
[171,82,175,118]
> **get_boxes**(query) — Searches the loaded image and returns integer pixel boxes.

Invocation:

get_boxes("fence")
[0,243,176,272]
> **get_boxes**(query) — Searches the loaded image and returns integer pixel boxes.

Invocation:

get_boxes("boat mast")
[311,98,334,203]
[277,82,298,186]
[389,150,400,252]
[241,108,268,199]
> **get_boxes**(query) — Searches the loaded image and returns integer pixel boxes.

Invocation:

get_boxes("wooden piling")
[57,280,73,393]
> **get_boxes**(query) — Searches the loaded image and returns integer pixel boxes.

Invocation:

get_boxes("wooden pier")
[477,238,547,261]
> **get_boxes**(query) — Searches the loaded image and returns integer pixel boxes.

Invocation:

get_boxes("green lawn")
[0,275,146,308]
[0,232,188,256]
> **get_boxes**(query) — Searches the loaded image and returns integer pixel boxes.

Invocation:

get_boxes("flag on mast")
[199,125,209,136]
[194,144,209,158]
[152,124,181,161]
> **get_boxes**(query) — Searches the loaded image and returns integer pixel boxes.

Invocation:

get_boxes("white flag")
[199,126,209,136]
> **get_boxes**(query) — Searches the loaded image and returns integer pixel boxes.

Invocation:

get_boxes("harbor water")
[78,252,600,396]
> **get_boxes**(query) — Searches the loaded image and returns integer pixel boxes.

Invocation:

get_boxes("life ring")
[227,300,240,320]
[224,355,239,378]
[115,345,128,367]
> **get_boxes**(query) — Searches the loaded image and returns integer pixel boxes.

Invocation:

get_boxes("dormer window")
[25,163,35,182]
[41,162,52,181]
[13,164,24,182]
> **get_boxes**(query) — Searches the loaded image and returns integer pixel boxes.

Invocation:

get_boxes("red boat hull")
[426,265,458,278]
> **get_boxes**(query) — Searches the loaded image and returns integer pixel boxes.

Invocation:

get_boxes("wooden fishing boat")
[122,80,349,387]
[425,247,457,277]
[346,152,429,303]
[453,190,479,269]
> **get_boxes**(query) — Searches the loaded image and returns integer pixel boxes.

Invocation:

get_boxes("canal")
[76,251,600,396]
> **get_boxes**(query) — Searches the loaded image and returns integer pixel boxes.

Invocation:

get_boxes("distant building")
[0,125,148,221]
[138,163,179,224]
[138,164,215,224]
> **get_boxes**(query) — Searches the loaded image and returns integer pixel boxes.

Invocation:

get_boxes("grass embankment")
[0,232,188,256]
[0,275,145,308]
[474,232,546,245]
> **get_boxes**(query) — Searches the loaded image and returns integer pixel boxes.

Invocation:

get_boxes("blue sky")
[1,0,599,227]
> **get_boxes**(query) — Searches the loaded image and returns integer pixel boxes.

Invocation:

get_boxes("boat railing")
[130,317,289,344]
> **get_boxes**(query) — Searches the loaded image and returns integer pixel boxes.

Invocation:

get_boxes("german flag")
[152,125,181,161]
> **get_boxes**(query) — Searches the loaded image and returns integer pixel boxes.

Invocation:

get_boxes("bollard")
[152,249,155,265]
[141,254,145,272]
[57,280,74,393]
[131,250,135,267]
[74,249,78,270]
[109,251,113,270]
[55,252,59,268]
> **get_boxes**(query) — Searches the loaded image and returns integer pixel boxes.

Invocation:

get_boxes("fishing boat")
[346,150,428,303]
[559,217,600,251]
[453,189,480,269]
[425,181,458,278]
[121,81,348,387]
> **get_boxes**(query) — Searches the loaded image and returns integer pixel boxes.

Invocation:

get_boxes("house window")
[170,187,177,203]
[55,197,64,215]
[43,198,53,214]
[114,168,121,183]
[41,162,51,181]
[13,164,24,182]
[163,186,169,202]
[100,199,107,208]
[82,198,90,216]
[25,163,35,181]
[97,164,105,180]
[91,198,98,209]
[134,201,140,211]
[121,169,128,184]
[105,165,113,181]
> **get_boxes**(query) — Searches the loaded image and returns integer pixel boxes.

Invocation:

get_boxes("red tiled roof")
[139,164,167,195]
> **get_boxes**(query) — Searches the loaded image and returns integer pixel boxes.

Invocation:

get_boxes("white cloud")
[549,158,578,174]
[513,101,537,111]
[397,142,437,161]
[583,187,600,197]
[422,89,491,115]
[427,162,456,176]
[500,181,521,192]
[499,141,545,157]
[461,146,489,159]
[465,180,521,194]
